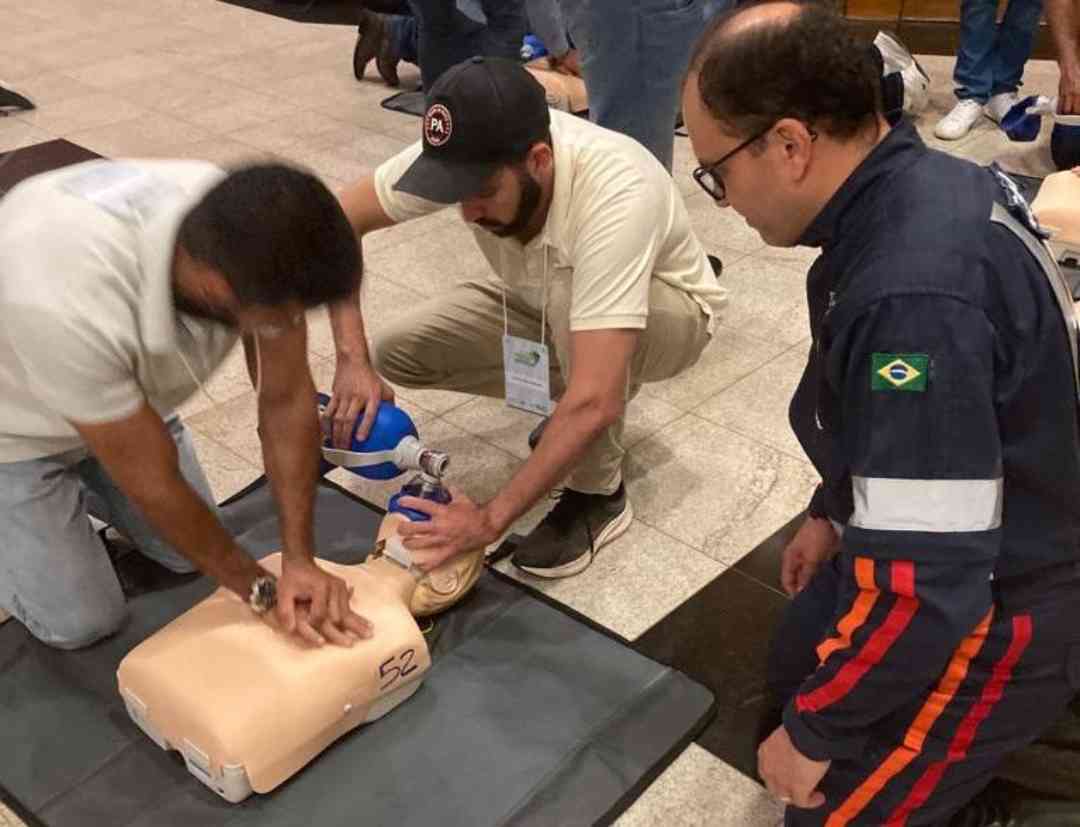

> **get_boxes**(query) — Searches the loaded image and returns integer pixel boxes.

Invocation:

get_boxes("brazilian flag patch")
[871,353,928,392]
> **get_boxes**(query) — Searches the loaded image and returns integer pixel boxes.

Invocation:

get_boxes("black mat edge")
[0,784,48,827]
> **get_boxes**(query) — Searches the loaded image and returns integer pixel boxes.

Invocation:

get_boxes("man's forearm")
[329,285,372,365]
[486,397,620,534]
[260,378,321,562]
[1049,0,1080,70]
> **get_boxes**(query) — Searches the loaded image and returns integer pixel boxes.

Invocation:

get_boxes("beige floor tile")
[361,209,460,256]
[0,800,26,827]
[442,396,541,460]
[616,744,784,827]
[178,93,299,135]
[687,190,769,256]
[494,520,723,640]
[65,114,213,158]
[0,52,54,84]
[640,324,793,412]
[16,91,148,135]
[279,128,409,188]
[170,138,278,169]
[64,54,176,90]
[200,37,350,93]
[176,342,252,420]
[186,390,261,465]
[716,254,812,348]
[0,71,99,109]
[626,413,816,557]
[188,429,262,503]
[0,120,55,154]
[268,68,383,115]
[694,343,810,463]
[336,94,431,145]
[364,221,495,296]
[227,110,359,156]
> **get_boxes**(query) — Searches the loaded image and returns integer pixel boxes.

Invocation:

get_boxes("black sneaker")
[511,484,633,578]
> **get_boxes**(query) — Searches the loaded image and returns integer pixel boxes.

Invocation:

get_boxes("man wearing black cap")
[332,56,726,578]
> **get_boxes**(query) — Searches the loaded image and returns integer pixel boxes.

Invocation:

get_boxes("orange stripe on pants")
[817,558,878,663]
[823,609,994,827]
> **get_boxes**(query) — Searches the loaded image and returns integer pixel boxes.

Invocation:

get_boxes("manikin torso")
[116,512,485,800]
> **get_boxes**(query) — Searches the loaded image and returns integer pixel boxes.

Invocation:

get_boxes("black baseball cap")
[392,56,551,204]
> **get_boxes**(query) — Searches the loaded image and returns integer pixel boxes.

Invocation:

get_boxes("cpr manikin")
[1030,168,1080,272]
[117,402,484,802]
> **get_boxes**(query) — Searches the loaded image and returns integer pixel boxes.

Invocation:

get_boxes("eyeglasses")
[692,124,817,204]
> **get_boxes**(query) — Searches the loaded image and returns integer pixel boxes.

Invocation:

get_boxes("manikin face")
[682,74,807,248]
[460,163,543,240]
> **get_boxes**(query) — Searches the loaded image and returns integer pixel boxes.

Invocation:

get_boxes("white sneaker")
[935,99,984,140]
[985,91,1021,124]
[873,31,931,115]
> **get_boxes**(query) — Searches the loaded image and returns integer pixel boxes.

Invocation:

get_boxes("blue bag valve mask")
[316,394,449,481]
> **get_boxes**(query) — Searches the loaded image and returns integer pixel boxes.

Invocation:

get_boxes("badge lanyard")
[501,245,554,416]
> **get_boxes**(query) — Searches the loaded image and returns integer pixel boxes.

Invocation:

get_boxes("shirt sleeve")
[372,141,449,224]
[4,306,144,425]
[784,291,1003,761]
[567,170,664,331]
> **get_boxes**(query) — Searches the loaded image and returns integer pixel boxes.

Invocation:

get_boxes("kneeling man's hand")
[758,725,830,810]
[275,559,374,647]
[397,487,499,571]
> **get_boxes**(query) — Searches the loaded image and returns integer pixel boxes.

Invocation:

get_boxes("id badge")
[503,334,554,416]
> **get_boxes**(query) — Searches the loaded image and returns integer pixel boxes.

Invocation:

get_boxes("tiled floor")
[0,2,1064,824]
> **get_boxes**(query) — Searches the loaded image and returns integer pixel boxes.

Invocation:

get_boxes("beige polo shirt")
[0,159,238,462]
[373,109,726,332]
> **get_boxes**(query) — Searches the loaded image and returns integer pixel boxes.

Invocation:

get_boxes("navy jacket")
[784,121,1080,760]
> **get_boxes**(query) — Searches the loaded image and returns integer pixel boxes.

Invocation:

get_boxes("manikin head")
[681,1,889,247]
[172,163,360,334]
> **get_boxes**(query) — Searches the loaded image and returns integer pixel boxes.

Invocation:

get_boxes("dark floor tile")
[633,567,789,781]
[731,511,804,596]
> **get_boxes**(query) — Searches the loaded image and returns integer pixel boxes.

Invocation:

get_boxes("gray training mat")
[0,477,715,827]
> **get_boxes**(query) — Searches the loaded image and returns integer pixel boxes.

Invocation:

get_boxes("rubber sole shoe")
[512,484,633,578]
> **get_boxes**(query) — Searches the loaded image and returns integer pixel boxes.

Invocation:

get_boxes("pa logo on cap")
[424,104,453,147]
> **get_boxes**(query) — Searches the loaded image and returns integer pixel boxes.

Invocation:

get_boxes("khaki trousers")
[372,276,710,494]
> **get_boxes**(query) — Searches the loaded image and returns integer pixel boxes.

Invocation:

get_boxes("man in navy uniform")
[683,4,1080,824]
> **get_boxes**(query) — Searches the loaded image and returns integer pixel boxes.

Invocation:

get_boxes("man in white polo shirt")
[330,57,726,577]
[0,160,371,649]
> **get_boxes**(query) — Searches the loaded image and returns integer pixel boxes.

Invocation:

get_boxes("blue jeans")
[954,0,1043,103]
[559,0,726,172]
[389,0,526,91]
[0,417,220,649]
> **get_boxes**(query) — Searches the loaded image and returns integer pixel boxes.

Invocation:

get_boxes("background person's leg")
[0,450,127,649]
[479,0,527,61]
[990,0,1043,96]
[953,0,998,104]
[561,0,703,172]
[408,0,485,90]
[76,417,219,575]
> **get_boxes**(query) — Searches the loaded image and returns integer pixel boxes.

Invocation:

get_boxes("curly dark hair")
[177,163,359,308]
[689,1,881,141]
